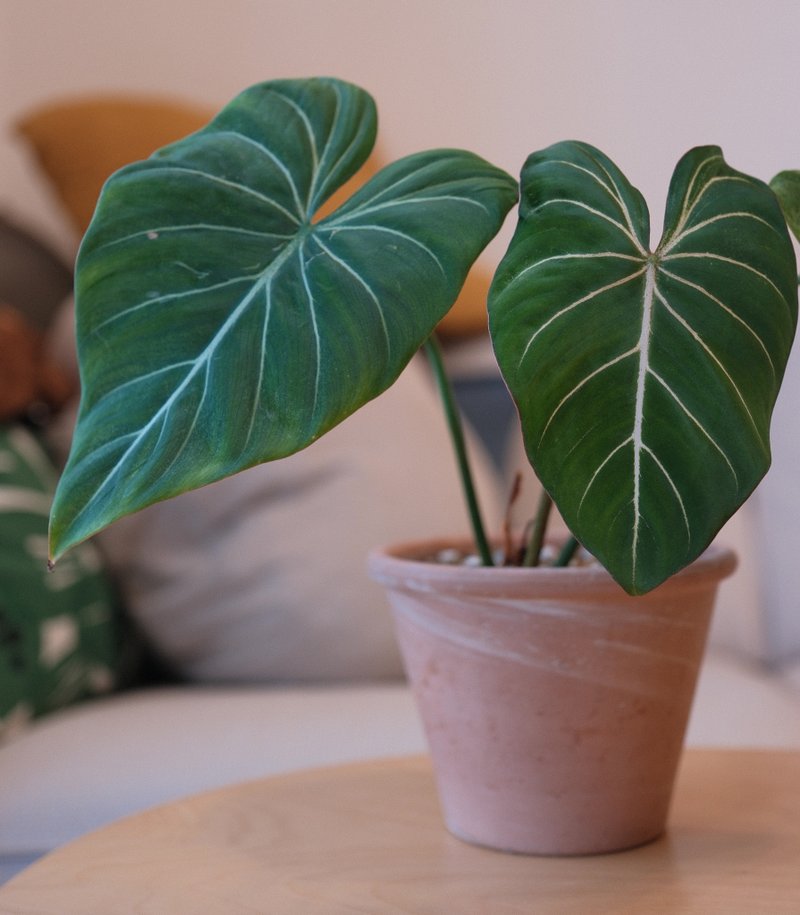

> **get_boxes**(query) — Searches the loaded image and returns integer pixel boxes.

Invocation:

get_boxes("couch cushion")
[48,353,504,684]
[0,424,137,740]
[0,683,426,861]
[0,650,798,872]
[16,96,214,235]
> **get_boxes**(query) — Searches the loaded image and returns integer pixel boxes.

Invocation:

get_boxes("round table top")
[1,749,798,913]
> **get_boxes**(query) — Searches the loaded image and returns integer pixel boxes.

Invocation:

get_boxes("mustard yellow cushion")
[436,266,491,338]
[17,93,486,336]
[16,96,215,235]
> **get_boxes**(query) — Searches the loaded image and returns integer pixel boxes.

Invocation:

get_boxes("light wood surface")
[1,750,798,913]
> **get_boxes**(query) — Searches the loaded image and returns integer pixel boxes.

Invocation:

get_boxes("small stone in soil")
[539,544,557,563]
[430,544,599,568]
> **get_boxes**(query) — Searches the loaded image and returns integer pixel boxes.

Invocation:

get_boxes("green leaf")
[490,142,798,594]
[49,78,517,560]
[771,170,800,243]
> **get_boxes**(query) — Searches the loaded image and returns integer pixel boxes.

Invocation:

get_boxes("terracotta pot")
[368,538,736,855]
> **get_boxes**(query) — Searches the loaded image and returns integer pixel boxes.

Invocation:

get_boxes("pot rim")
[367,536,737,599]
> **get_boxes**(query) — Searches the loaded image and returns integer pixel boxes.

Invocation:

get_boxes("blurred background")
[1,0,799,663]
[3,0,797,254]
[1,4,800,882]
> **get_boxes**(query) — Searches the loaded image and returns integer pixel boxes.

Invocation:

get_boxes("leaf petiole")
[522,489,553,567]
[554,536,580,567]
[424,334,494,567]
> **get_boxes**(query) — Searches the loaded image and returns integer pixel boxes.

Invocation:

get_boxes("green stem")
[424,335,494,567]
[522,489,553,567]
[554,535,580,567]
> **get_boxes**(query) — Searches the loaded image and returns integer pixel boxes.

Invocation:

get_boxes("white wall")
[4,0,798,247]
[2,0,799,660]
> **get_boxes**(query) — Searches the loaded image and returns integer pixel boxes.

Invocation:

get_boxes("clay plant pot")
[368,538,736,856]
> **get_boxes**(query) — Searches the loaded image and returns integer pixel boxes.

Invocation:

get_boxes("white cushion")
[0,683,426,862]
[686,652,800,748]
[0,650,798,871]
[48,333,504,682]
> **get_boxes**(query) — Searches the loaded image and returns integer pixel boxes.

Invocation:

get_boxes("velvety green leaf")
[771,170,800,243]
[49,78,517,560]
[490,142,797,594]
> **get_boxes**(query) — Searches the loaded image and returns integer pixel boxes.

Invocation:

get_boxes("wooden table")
[0,750,798,913]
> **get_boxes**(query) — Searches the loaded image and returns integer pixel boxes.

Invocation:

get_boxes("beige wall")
[3,0,798,247]
[2,0,799,659]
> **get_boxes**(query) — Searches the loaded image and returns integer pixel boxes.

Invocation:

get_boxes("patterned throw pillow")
[0,423,132,740]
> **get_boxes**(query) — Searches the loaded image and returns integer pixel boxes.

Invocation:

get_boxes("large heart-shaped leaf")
[490,142,798,594]
[49,78,517,560]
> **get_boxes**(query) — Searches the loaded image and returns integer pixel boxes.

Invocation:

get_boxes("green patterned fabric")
[0,424,131,739]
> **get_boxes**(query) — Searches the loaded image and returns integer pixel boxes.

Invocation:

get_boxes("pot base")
[444,820,666,858]
[440,777,671,856]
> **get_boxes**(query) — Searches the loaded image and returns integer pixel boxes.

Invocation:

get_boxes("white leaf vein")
[658,266,775,377]
[518,267,647,368]
[661,210,776,255]
[642,444,690,541]
[93,274,259,334]
[631,262,657,578]
[312,236,391,359]
[151,362,212,481]
[93,361,196,409]
[299,243,322,420]
[661,251,791,316]
[539,346,638,447]
[116,165,302,225]
[244,275,274,452]
[305,82,341,212]
[671,153,724,236]
[654,285,766,449]
[578,436,632,517]
[326,194,491,226]
[98,223,294,253]
[528,198,644,253]
[212,130,305,218]
[329,158,466,214]
[67,243,300,530]
[270,90,320,212]
[549,158,646,255]
[670,174,752,241]
[505,251,642,292]
[591,156,646,249]
[319,224,446,276]
[649,369,738,485]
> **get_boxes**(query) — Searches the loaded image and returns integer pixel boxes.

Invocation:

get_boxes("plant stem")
[554,535,580,567]
[522,489,553,567]
[424,334,494,567]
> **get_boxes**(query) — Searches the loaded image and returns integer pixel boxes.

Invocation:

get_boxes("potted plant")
[48,77,800,854]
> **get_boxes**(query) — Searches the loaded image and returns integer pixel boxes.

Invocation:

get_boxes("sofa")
[1,93,799,884]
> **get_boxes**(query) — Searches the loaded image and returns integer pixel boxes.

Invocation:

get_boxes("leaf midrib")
[631,260,658,579]
[67,237,304,534]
